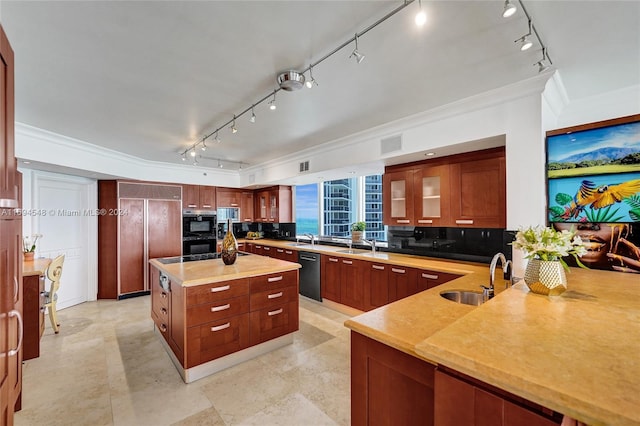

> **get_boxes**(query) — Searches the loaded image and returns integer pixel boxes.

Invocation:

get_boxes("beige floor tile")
[239,393,339,426]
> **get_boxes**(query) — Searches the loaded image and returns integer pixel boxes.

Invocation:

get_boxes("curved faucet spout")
[484,252,508,299]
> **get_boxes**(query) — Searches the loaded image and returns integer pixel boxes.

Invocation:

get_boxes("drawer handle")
[264,247,271,251]
[202,204,211,208]
[256,245,262,249]
[392,268,406,274]
[8,310,23,357]
[329,258,339,263]
[418,219,433,224]
[244,219,252,222]
[268,292,283,299]
[422,273,438,280]
[187,204,197,208]
[268,276,283,283]
[159,323,167,333]
[342,260,353,265]
[161,292,167,299]
[210,285,231,292]
[285,250,293,255]
[14,277,18,304]
[455,219,474,225]
[397,219,410,224]
[268,308,283,316]
[161,307,168,315]
[230,203,239,207]
[211,303,230,312]
[277,249,284,253]
[372,265,385,270]
[211,322,231,332]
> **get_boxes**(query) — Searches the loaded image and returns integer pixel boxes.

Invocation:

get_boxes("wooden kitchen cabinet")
[417,270,462,291]
[352,331,435,426]
[388,265,419,302]
[414,164,451,227]
[363,262,389,310]
[240,191,255,222]
[321,254,366,310]
[434,369,561,426]
[321,255,341,302]
[449,153,505,228]
[216,187,241,208]
[182,184,216,210]
[255,186,292,223]
[383,169,415,226]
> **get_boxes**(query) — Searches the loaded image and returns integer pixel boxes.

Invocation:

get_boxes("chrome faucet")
[362,239,377,255]
[481,252,509,299]
[304,233,315,246]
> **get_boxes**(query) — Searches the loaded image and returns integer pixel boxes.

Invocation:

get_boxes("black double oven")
[182,210,217,256]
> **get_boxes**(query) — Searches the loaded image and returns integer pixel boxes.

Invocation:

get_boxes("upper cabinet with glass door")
[413,164,450,226]
[383,170,415,225]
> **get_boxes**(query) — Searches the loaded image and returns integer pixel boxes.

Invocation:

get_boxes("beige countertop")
[149,254,300,286]
[23,257,51,277]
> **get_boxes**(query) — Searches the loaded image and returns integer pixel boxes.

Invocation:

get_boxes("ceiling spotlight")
[515,20,533,51]
[502,0,517,18]
[305,66,318,89]
[181,153,186,161]
[215,131,221,143]
[249,106,256,123]
[349,34,365,64]
[193,158,198,166]
[230,116,237,133]
[201,140,207,151]
[415,0,427,26]
[218,160,223,169]
[190,149,196,157]
[269,91,277,110]
[535,48,550,73]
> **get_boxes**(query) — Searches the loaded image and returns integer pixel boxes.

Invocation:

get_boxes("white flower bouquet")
[23,233,43,253]
[512,226,588,270]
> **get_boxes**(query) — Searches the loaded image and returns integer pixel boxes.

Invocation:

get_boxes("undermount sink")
[440,290,487,306]
[286,242,312,247]
[335,249,370,254]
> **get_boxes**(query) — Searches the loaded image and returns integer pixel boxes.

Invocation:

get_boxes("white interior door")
[30,171,97,309]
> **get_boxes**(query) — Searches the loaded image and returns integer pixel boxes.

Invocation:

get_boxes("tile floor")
[15,296,353,426]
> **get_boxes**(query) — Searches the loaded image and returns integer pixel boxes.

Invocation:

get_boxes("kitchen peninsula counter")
[345,264,640,425]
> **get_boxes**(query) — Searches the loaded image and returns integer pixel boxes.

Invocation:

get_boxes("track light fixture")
[349,34,365,63]
[201,139,207,151]
[179,1,418,163]
[190,149,196,157]
[305,66,318,89]
[502,0,517,18]
[181,153,186,161]
[415,0,427,26]
[515,19,533,51]
[269,91,277,110]
[535,48,550,73]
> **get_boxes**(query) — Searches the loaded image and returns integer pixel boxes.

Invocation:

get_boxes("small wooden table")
[22,258,51,360]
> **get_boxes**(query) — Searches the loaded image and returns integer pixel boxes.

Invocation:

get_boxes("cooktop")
[156,252,248,264]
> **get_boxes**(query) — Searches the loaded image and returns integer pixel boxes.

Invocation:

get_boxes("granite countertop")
[23,257,51,276]
[149,254,301,287]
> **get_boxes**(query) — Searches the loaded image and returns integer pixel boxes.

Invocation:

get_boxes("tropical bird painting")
[552,178,640,222]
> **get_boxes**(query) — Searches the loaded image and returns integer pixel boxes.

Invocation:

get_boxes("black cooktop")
[157,252,248,264]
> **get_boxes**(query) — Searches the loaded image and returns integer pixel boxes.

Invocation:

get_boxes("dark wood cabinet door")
[182,184,199,209]
[147,199,182,260]
[339,258,365,311]
[365,263,389,310]
[216,187,240,208]
[417,270,461,292]
[352,331,435,426]
[449,156,505,228]
[240,191,254,222]
[0,25,18,208]
[119,199,145,295]
[321,255,341,302]
[388,266,418,302]
[383,169,415,226]
[199,186,216,210]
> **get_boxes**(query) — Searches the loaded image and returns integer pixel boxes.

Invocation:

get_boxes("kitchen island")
[149,253,300,383]
[345,266,640,425]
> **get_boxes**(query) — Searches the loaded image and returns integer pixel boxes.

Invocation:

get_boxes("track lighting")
[190,149,196,157]
[502,0,517,18]
[230,116,237,133]
[201,139,207,151]
[305,66,318,89]
[415,0,427,26]
[349,34,365,64]
[215,131,221,144]
[269,91,277,110]
[249,106,256,123]
[515,19,533,51]
[181,153,186,161]
[218,160,223,169]
[535,48,550,73]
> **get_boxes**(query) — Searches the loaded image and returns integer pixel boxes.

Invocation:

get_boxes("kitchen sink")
[440,290,487,306]
[335,249,370,254]
[286,242,312,247]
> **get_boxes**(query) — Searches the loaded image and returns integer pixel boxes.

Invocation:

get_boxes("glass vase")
[221,219,238,265]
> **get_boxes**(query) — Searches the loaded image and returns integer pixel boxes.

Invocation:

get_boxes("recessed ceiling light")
[425,152,435,157]
[23,160,31,164]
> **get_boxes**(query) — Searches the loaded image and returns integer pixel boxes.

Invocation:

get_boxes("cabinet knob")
[159,324,168,333]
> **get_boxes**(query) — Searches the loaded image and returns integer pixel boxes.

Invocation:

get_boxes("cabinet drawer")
[186,295,250,327]
[186,313,250,368]
[250,270,298,293]
[418,270,462,290]
[151,309,169,341]
[186,278,250,306]
[152,286,169,312]
[249,300,298,346]
[250,285,298,312]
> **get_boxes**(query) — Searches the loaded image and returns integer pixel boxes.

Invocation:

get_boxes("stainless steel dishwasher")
[298,251,321,301]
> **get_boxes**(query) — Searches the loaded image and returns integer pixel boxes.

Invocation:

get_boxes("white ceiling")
[1,1,639,173]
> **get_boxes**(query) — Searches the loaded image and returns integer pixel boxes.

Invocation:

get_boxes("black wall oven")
[182,210,217,255]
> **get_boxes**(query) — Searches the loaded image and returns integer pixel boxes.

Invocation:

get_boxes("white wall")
[20,168,98,309]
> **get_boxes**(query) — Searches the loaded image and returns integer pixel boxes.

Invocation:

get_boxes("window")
[295,174,387,241]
